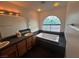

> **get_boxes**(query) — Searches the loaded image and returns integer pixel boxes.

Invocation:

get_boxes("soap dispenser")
[16,31,22,38]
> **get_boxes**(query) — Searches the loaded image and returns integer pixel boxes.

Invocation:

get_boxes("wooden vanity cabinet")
[16,40,27,56]
[0,35,37,58]
[0,45,18,58]
[17,36,37,56]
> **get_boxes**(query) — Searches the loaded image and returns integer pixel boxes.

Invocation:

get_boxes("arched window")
[42,16,61,32]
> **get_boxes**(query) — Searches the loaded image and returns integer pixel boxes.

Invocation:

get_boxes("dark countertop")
[59,35,66,48]
[36,35,66,48]
[35,31,66,48]
[0,30,66,51]
[0,35,33,51]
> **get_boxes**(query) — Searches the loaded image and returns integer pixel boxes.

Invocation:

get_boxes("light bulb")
[53,2,60,7]
[0,11,4,14]
[9,12,13,15]
[0,11,4,15]
[16,13,20,16]
[37,8,42,12]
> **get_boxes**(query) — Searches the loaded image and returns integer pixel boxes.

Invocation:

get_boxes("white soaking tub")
[36,33,59,43]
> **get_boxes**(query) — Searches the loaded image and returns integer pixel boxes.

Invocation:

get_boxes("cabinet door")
[27,37,33,50]
[17,40,27,56]
[32,36,36,46]
[0,45,18,58]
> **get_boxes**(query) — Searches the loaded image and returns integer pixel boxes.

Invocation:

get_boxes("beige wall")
[26,10,39,32]
[0,15,27,38]
[65,2,79,58]
[39,6,67,32]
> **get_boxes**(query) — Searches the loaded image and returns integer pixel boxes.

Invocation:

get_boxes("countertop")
[0,31,66,51]
[0,34,34,51]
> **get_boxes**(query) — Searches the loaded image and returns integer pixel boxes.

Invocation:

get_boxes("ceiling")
[0,1,68,12]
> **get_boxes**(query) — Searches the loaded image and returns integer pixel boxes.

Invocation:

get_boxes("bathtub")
[36,33,59,43]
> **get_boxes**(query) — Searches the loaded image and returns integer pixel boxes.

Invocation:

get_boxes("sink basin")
[0,41,10,49]
[24,33,33,36]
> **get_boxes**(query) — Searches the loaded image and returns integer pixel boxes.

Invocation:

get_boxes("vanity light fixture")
[0,10,21,16]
